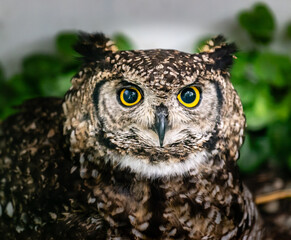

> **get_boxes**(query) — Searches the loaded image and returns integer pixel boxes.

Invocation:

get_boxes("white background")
[0,0,290,77]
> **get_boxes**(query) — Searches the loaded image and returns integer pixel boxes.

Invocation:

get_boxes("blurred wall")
[0,0,290,77]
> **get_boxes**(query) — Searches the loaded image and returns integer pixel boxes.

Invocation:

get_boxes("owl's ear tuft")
[200,35,237,71]
[74,32,118,63]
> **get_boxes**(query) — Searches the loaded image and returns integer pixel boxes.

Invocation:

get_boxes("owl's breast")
[87,166,243,239]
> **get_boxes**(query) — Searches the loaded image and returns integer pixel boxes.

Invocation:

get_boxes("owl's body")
[0,33,263,239]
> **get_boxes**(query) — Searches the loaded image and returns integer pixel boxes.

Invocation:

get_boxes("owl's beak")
[154,105,168,147]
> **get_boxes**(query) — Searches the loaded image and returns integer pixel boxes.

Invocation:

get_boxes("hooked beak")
[154,104,169,147]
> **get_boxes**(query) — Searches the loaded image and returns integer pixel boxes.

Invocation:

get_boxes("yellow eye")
[119,87,142,107]
[177,86,201,108]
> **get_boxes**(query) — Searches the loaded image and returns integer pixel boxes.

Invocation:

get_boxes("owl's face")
[64,34,245,178]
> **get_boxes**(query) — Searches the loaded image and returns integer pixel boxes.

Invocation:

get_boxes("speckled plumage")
[0,33,263,239]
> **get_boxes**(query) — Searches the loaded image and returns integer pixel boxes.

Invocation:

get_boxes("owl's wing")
[0,97,109,239]
[0,98,63,235]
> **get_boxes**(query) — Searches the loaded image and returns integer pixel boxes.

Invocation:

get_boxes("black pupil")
[181,88,196,103]
[123,89,138,103]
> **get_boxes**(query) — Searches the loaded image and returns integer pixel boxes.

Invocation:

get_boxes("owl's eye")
[119,87,142,107]
[177,86,201,108]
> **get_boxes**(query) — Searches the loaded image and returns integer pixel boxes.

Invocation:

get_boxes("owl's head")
[63,33,245,179]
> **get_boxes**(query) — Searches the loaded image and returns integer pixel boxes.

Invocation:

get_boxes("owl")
[0,32,264,239]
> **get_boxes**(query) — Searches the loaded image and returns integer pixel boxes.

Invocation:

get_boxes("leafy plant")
[286,22,291,39]
[1,3,290,174]
[113,33,135,51]
[0,32,134,119]
[238,3,275,44]
[232,3,291,172]
[195,3,291,173]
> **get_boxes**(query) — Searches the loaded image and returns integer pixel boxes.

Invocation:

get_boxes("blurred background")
[1,0,291,174]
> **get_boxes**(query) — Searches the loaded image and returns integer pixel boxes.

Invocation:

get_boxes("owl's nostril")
[154,104,168,147]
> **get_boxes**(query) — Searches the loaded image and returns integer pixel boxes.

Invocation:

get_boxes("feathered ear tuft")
[200,35,237,71]
[74,32,118,63]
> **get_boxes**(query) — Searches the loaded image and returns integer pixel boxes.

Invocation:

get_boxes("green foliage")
[286,22,291,39]
[232,51,291,173]
[56,32,79,59]
[238,3,275,44]
[0,32,134,120]
[194,3,291,173]
[112,33,134,50]
[0,64,4,82]
[232,52,291,131]
[238,134,270,173]
[0,31,78,119]
[232,4,291,173]
[253,52,291,87]
[1,2,290,175]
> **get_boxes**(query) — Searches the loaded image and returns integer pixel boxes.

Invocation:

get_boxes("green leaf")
[231,51,259,106]
[22,54,63,91]
[112,33,134,50]
[6,74,34,97]
[231,52,251,79]
[288,155,291,171]
[233,81,256,107]
[245,85,291,130]
[238,3,275,44]
[0,74,35,120]
[268,121,291,153]
[274,91,291,121]
[286,22,291,39]
[253,52,291,87]
[0,103,17,120]
[244,85,273,130]
[0,81,11,119]
[268,121,291,167]
[231,50,291,131]
[244,91,272,130]
[238,133,269,173]
[0,63,5,82]
[39,71,74,97]
[56,32,79,59]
